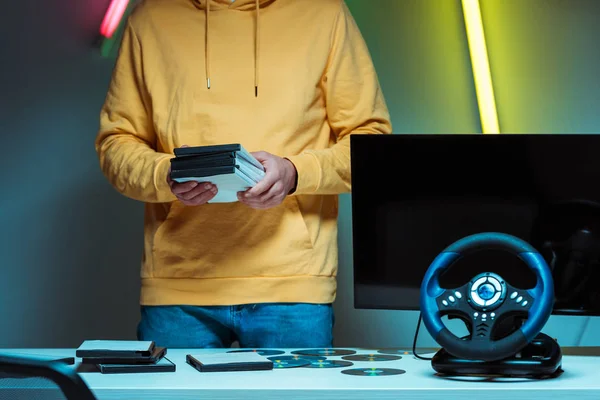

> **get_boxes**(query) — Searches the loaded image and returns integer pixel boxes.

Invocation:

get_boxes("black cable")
[413,313,470,361]
[412,312,433,361]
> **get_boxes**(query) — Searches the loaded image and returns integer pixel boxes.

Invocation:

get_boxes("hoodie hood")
[192,0,276,96]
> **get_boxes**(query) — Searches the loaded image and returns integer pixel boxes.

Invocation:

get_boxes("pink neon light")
[100,0,129,38]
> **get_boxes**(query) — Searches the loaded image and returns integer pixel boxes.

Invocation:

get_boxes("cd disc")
[270,358,311,368]
[377,349,409,355]
[341,368,406,376]
[227,349,285,356]
[268,355,327,362]
[291,349,356,357]
[303,359,353,369]
[342,354,401,362]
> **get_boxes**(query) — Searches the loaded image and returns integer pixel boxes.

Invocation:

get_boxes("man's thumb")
[251,151,270,162]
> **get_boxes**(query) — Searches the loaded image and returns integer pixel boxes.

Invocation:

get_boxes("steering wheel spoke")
[503,282,535,313]
[435,284,471,317]
[469,310,501,342]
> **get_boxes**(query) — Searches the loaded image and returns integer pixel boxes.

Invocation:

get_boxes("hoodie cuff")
[285,152,321,195]
[155,155,177,203]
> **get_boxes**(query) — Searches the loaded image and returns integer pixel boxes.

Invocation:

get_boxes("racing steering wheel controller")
[420,232,562,378]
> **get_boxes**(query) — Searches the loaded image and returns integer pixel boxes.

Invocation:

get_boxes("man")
[95,0,391,349]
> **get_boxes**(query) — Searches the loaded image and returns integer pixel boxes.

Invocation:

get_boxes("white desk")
[2,348,600,399]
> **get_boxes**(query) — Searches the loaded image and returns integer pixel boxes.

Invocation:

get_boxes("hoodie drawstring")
[204,0,260,97]
[205,3,211,90]
[255,0,260,97]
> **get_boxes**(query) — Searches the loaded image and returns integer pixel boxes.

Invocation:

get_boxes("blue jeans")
[137,303,334,348]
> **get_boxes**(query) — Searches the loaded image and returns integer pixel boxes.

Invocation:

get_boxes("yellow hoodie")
[95,0,391,306]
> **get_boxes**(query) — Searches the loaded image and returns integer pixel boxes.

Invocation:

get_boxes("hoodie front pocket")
[287,196,314,250]
[149,197,315,279]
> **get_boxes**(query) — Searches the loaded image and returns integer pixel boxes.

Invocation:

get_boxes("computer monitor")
[350,134,600,316]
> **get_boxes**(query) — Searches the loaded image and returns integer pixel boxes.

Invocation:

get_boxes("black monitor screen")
[350,134,600,316]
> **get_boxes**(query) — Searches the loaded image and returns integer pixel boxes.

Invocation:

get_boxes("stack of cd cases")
[170,143,266,203]
[76,340,175,374]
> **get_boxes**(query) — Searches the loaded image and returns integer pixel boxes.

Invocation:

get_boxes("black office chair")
[0,353,96,400]
[532,199,600,310]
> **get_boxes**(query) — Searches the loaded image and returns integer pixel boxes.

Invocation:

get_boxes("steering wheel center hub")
[468,273,506,310]
[478,283,496,300]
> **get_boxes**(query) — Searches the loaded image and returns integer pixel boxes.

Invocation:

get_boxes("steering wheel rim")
[419,232,554,362]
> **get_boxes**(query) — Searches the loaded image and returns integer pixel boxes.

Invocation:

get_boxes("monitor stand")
[431,332,563,379]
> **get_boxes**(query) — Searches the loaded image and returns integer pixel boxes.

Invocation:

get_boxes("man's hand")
[238,151,297,209]
[167,145,217,206]
[168,169,217,206]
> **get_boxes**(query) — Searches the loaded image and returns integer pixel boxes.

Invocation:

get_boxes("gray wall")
[0,0,142,347]
[1,0,599,349]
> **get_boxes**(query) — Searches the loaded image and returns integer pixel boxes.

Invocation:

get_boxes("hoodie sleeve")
[286,1,392,195]
[95,21,176,204]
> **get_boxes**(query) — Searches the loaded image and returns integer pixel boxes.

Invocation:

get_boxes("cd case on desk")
[81,346,166,365]
[75,340,155,359]
[97,357,175,374]
[170,143,266,203]
[186,352,273,372]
